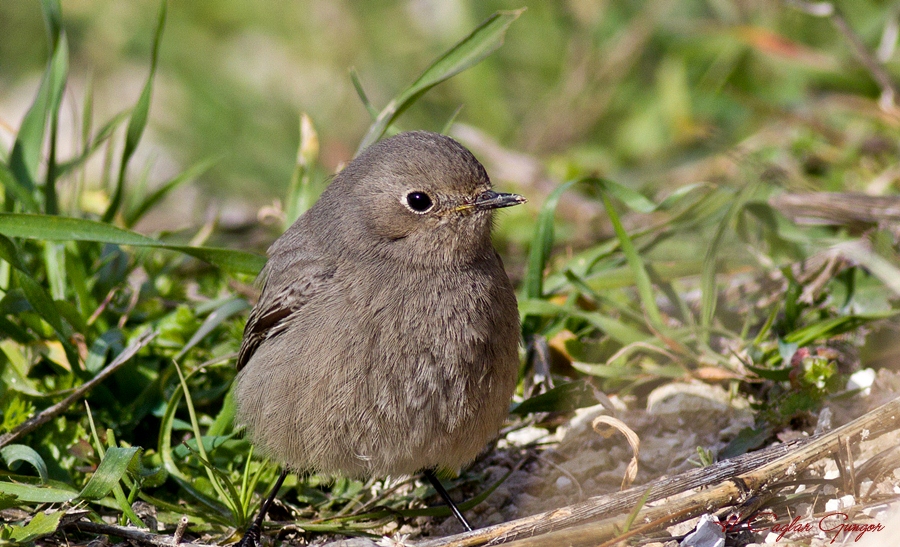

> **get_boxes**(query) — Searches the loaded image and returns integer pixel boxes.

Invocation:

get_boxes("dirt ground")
[314,369,900,546]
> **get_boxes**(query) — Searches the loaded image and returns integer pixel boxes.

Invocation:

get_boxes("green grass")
[2,0,900,544]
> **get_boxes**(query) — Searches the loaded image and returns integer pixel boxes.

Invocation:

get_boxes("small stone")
[321,538,379,547]
[680,514,724,547]
[646,383,735,415]
[847,368,875,394]
[502,426,550,447]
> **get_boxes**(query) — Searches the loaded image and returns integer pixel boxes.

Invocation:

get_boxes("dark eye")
[405,191,433,213]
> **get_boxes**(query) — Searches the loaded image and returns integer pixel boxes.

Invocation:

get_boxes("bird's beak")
[473,190,527,211]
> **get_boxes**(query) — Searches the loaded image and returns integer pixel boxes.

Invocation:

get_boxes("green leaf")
[78,446,141,500]
[839,242,900,297]
[510,381,598,415]
[7,29,71,196]
[524,179,577,300]
[600,182,665,332]
[8,510,63,543]
[39,0,63,46]
[84,330,124,374]
[595,178,657,213]
[157,365,233,522]
[57,110,130,177]
[0,214,266,275]
[350,68,378,119]
[175,297,250,360]
[207,387,236,438]
[0,214,156,246]
[700,184,755,335]
[43,32,70,215]
[164,245,266,276]
[782,311,897,348]
[172,362,242,520]
[0,481,77,504]
[441,104,465,134]
[356,9,524,154]
[745,364,791,382]
[573,310,649,346]
[579,260,706,293]
[518,298,648,345]
[0,341,43,397]
[0,164,39,213]
[0,445,49,483]
[43,242,66,300]
[124,156,218,227]
[103,0,167,222]
[720,425,773,459]
[0,242,79,367]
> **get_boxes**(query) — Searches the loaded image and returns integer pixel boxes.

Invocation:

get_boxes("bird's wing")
[236,259,335,371]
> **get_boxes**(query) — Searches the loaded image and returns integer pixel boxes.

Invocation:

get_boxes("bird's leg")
[237,469,288,547]
[422,468,473,532]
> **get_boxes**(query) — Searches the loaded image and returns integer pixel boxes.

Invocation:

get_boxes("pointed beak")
[473,190,527,211]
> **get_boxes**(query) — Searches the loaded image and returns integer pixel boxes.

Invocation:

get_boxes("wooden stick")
[417,395,900,547]
[66,519,212,547]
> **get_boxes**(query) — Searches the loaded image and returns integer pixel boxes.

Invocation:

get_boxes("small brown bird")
[234,131,524,541]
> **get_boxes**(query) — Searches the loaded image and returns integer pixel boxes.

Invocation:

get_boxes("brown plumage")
[234,131,523,479]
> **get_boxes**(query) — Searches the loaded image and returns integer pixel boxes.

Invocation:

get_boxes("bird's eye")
[404,191,434,213]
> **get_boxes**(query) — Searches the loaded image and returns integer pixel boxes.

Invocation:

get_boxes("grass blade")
[124,156,218,227]
[599,183,665,333]
[356,9,523,154]
[524,179,577,300]
[699,183,755,336]
[43,32,69,215]
[8,510,63,543]
[103,0,167,222]
[350,68,378,119]
[78,446,141,500]
[8,36,67,198]
[40,0,63,44]
[0,481,76,503]
[0,214,266,275]
[0,164,40,212]
[57,110,129,177]
[0,444,50,483]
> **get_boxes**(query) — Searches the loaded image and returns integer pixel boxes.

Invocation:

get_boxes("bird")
[233,130,525,543]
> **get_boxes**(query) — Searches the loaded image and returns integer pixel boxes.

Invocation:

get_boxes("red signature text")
[716,511,885,543]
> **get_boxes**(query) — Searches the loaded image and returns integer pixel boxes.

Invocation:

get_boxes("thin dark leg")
[238,469,288,547]
[423,468,473,532]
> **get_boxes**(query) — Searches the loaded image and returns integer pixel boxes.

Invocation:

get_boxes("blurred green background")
[2,0,894,243]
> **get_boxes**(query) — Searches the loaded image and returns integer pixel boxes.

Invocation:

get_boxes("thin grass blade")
[102,0,167,222]
[124,156,218,227]
[699,183,755,336]
[0,214,266,275]
[43,32,69,215]
[0,444,50,483]
[356,9,523,154]
[524,179,578,300]
[600,185,665,333]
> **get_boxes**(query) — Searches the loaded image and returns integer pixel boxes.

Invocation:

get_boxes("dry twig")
[416,395,900,546]
[65,520,211,547]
